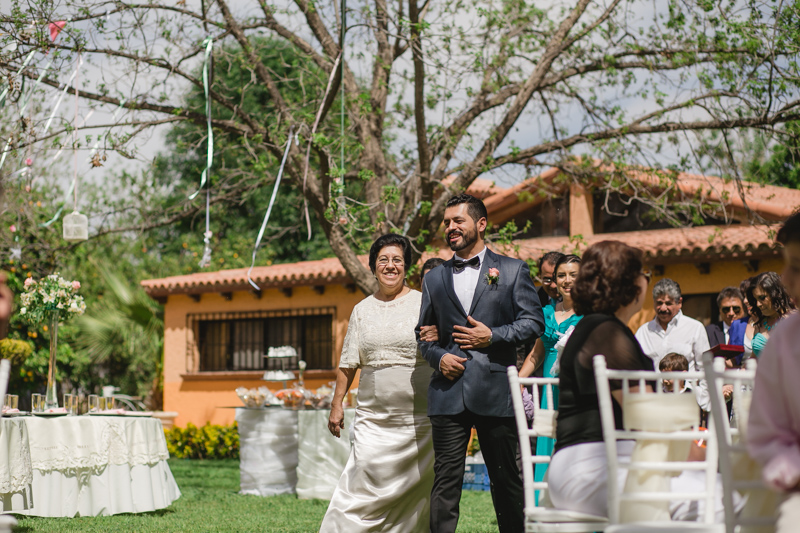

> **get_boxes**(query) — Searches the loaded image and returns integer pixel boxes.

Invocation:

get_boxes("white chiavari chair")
[509,366,608,532]
[594,355,723,532]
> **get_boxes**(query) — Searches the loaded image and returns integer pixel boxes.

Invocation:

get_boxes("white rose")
[20,307,26,315]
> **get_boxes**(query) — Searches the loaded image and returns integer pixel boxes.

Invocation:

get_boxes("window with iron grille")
[186,308,335,372]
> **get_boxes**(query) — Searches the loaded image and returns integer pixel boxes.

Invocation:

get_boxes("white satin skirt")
[319,362,434,533]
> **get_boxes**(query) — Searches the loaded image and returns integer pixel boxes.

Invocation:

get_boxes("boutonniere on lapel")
[485,267,500,286]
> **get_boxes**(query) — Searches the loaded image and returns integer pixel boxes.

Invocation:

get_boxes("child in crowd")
[659,352,689,393]
[748,211,800,533]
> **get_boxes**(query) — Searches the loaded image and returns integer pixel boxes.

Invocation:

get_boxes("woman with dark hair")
[321,233,435,532]
[546,241,727,521]
[546,241,653,515]
[744,271,796,359]
[519,254,582,490]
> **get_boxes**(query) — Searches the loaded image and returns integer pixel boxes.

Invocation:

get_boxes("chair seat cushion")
[526,507,608,523]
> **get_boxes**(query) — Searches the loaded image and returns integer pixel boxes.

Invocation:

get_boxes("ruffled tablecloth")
[296,409,355,500]
[17,416,180,517]
[0,418,33,512]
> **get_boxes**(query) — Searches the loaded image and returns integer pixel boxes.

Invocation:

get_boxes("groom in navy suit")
[417,193,545,533]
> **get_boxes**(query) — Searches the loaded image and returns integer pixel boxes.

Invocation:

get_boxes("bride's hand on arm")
[328,367,357,438]
[419,325,439,342]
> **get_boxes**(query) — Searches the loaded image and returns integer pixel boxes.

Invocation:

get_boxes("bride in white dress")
[320,234,436,533]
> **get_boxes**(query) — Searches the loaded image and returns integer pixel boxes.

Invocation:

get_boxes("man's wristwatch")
[488,330,493,345]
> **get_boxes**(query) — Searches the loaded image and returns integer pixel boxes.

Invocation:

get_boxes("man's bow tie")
[453,256,480,273]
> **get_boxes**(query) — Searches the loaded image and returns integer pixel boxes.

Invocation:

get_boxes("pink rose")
[9,225,15,233]
[488,268,500,277]
[72,281,81,291]
[24,277,34,287]
[25,158,32,166]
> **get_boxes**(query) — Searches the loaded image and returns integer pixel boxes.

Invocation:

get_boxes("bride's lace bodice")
[339,290,424,368]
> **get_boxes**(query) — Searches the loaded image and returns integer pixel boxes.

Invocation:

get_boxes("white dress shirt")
[452,247,486,315]
[635,310,712,410]
[723,321,730,344]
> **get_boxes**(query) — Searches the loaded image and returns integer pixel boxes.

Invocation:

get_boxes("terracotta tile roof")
[142,224,779,296]
[141,256,366,297]
[506,224,778,264]
[481,164,800,222]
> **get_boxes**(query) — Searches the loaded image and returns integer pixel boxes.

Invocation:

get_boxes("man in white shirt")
[635,278,711,411]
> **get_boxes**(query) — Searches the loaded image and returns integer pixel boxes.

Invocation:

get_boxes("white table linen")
[18,416,180,517]
[0,418,32,512]
[236,408,299,496]
[296,409,354,500]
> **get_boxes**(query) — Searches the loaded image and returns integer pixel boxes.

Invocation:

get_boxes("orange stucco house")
[142,168,799,427]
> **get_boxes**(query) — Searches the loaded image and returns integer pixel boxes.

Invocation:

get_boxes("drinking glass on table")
[31,393,43,413]
[63,394,73,414]
[4,394,17,410]
[98,397,107,411]
[88,394,99,413]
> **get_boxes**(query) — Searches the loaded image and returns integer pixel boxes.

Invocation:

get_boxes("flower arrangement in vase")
[19,274,86,409]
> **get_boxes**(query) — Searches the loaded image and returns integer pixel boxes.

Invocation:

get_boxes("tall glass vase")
[45,312,59,410]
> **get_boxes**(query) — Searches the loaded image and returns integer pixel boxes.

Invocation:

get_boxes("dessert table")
[18,415,180,517]
[0,418,33,513]
[236,407,354,499]
[296,409,354,500]
[236,407,299,496]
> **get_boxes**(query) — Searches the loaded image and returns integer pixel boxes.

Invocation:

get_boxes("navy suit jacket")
[416,248,545,417]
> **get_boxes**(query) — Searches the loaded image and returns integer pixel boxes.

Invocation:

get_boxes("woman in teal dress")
[743,271,795,359]
[520,254,583,495]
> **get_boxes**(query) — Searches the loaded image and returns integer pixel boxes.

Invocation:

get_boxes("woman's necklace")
[762,315,779,332]
[556,303,574,320]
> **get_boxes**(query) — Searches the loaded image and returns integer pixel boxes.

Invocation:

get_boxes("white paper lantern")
[63,211,88,242]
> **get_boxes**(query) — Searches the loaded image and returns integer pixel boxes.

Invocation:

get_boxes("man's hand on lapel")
[440,353,467,380]
[453,316,492,350]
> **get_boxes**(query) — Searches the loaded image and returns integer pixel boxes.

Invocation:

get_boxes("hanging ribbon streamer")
[190,37,214,200]
[195,37,214,267]
[0,49,35,105]
[42,56,82,137]
[41,53,85,228]
[198,189,212,267]
[0,49,40,171]
[247,128,296,290]
[302,53,341,241]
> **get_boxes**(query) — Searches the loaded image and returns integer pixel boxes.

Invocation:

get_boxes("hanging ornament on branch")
[62,51,88,243]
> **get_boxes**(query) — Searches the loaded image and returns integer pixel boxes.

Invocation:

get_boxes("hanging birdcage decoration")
[63,211,88,242]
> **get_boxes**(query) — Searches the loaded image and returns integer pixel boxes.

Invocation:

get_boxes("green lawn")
[16,459,498,532]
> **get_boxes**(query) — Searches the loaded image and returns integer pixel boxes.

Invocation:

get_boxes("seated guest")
[547,240,726,521]
[635,278,711,411]
[744,271,795,360]
[748,212,800,533]
[707,287,746,348]
[659,352,689,393]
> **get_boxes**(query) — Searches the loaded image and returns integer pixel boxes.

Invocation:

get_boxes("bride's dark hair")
[369,233,412,273]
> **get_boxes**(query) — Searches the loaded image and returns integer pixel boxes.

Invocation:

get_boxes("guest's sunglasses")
[721,306,742,314]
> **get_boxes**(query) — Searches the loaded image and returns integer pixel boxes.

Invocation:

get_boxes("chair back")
[593,355,718,525]
[703,353,776,533]
[508,366,559,510]
[0,359,10,419]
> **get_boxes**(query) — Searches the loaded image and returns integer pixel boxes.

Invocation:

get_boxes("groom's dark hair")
[446,193,488,224]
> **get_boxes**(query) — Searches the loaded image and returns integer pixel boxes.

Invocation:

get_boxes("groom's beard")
[447,226,478,252]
